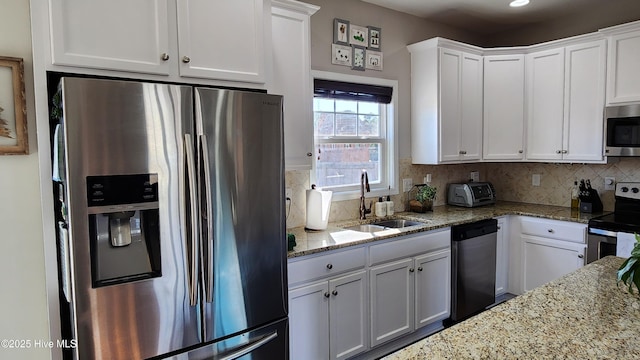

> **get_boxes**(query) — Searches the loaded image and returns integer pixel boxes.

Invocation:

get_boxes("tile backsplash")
[285,157,640,229]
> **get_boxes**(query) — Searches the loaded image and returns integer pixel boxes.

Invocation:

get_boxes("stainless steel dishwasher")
[450,218,498,322]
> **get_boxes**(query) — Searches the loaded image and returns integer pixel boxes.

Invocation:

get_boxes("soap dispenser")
[375,197,387,217]
[385,186,394,216]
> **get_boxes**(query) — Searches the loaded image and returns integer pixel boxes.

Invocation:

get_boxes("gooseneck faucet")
[359,169,372,219]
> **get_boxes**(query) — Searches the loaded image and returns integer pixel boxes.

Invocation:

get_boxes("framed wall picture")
[333,18,350,45]
[0,56,28,155]
[368,26,381,50]
[351,46,366,71]
[332,44,352,66]
[349,24,368,47]
[366,50,383,71]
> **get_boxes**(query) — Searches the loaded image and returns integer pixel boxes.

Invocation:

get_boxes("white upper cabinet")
[47,0,268,85]
[526,48,566,160]
[49,0,172,75]
[563,40,606,162]
[408,39,483,164]
[603,23,640,105]
[525,39,606,163]
[270,0,319,170]
[483,54,525,161]
[176,0,265,83]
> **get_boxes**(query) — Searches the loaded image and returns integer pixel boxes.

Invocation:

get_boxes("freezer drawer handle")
[219,331,279,360]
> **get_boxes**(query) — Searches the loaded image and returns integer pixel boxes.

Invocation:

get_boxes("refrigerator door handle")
[185,134,200,307]
[218,331,279,360]
[200,134,214,303]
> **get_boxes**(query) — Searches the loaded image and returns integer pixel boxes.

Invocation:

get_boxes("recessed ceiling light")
[509,0,530,7]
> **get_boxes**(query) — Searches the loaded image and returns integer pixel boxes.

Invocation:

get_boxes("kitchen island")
[382,256,640,359]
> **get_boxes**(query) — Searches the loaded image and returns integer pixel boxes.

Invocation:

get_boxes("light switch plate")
[532,174,541,186]
[403,178,413,192]
[470,171,479,182]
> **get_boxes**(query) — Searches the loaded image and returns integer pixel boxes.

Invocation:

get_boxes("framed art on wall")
[365,50,383,71]
[333,18,350,45]
[351,46,366,71]
[349,24,368,47]
[332,44,352,66]
[368,26,381,50]
[0,56,28,155]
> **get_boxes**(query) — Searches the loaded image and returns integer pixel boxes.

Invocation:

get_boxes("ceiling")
[361,0,607,35]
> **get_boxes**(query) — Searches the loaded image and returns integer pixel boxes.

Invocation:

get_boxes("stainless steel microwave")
[605,104,640,156]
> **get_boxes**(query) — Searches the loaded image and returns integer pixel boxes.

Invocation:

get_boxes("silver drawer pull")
[332,290,338,296]
[409,268,415,273]
[324,292,330,298]
[548,229,554,233]
[326,263,333,270]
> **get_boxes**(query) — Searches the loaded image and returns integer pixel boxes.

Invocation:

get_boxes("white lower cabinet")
[369,229,451,347]
[288,247,368,360]
[518,216,586,292]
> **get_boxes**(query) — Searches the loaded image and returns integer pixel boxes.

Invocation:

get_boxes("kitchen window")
[311,71,398,201]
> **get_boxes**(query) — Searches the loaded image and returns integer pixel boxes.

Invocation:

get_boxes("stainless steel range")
[587,182,640,263]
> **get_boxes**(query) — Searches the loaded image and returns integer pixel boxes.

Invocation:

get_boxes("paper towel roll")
[617,232,637,258]
[306,187,333,230]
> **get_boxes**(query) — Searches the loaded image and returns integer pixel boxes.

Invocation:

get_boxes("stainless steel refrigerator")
[53,77,288,359]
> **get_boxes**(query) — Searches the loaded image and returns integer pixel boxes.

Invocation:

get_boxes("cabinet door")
[439,49,463,162]
[460,53,483,161]
[329,271,368,360]
[289,281,330,360]
[563,40,606,162]
[414,249,451,329]
[369,258,413,347]
[526,48,565,160]
[176,0,265,83]
[607,30,640,104]
[483,55,525,160]
[495,218,508,296]
[49,0,171,75]
[271,3,317,170]
[522,235,586,292]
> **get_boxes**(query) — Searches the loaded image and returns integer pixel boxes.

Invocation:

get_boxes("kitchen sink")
[371,219,426,228]
[342,219,428,234]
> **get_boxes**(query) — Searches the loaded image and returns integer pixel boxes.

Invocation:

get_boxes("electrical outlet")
[532,174,541,186]
[424,174,432,184]
[604,177,615,191]
[285,188,293,200]
[470,171,479,182]
[402,178,413,192]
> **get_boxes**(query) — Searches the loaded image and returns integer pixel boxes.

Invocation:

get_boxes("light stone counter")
[287,201,603,259]
[382,256,640,359]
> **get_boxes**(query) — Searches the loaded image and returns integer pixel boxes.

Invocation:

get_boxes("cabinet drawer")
[520,217,586,243]
[369,228,451,266]
[288,247,366,285]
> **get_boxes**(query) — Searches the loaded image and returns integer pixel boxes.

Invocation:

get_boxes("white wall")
[0,1,50,360]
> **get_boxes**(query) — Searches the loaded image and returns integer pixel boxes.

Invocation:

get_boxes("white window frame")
[311,70,398,201]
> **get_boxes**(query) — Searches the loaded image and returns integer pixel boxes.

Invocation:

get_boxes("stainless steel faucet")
[359,170,372,219]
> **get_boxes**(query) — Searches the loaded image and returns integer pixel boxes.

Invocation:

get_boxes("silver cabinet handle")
[182,56,191,63]
[324,292,330,298]
[548,229,554,233]
[332,290,338,296]
[417,267,423,272]
[459,150,467,155]
[578,254,584,259]
[409,268,415,273]
[518,150,523,154]
[556,150,562,154]
[562,150,568,154]
[326,264,333,269]
[307,152,313,157]
[161,53,170,61]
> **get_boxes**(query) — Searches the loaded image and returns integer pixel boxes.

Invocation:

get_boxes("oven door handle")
[588,228,618,238]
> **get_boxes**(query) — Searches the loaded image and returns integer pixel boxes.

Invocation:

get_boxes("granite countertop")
[382,256,640,359]
[287,201,604,259]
